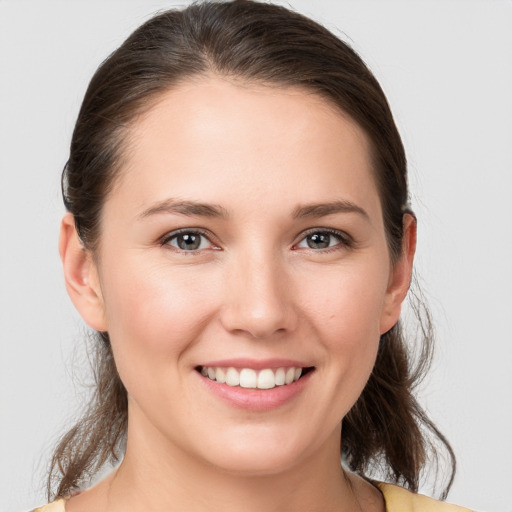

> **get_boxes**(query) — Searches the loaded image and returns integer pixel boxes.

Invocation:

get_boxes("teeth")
[275,368,285,386]
[240,369,257,388]
[200,366,306,389]
[285,367,295,385]
[257,369,275,389]
[216,367,226,384]
[225,367,240,387]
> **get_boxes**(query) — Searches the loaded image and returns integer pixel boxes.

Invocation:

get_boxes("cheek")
[100,257,220,377]
[302,258,389,341]
[301,259,388,400]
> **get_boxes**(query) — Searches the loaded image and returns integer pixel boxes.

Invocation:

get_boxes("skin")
[60,77,416,512]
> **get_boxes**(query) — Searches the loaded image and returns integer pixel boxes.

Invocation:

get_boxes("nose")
[219,249,298,339]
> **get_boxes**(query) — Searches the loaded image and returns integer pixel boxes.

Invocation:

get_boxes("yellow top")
[376,483,474,511]
[31,483,474,512]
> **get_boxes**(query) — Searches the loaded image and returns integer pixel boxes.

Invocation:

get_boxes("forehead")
[109,77,381,221]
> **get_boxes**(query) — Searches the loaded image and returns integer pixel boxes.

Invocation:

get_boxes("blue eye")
[164,231,212,251]
[297,230,346,250]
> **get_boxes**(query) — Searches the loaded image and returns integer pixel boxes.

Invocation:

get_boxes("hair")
[48,0,455,502]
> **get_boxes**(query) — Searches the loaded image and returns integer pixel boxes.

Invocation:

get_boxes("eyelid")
[159,228,220,251]
[293,227,353,250]
[158,227,352,252]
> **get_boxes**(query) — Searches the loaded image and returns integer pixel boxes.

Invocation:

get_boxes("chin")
[195,431,318,477]
[208,452,301,477]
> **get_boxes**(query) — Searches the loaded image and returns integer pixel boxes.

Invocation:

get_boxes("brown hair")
[49,0,455,501]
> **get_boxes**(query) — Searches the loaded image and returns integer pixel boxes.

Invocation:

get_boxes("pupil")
[308,233,329,249]
[179,233,200,250]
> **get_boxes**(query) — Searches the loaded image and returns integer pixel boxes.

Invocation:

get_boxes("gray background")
[1,1,511,511]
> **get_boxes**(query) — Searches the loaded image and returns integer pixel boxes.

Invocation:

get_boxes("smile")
[198,366,313,390]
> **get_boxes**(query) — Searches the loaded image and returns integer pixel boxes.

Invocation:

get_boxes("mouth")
[196,365,315,390]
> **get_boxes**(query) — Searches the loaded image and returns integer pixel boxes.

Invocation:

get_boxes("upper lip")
[198,358,312,370]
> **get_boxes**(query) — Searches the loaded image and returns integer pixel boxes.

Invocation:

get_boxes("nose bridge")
[221,241,296,338]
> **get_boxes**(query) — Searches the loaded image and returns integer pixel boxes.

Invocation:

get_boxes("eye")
[296,230,348,250]
[163,230,214,252]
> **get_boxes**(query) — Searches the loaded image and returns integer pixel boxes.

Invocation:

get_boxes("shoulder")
[30,485,475,512]
[30,499,67,512]
[376,482,475,512]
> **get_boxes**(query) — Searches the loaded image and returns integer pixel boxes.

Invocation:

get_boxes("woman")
[33,1,473,510]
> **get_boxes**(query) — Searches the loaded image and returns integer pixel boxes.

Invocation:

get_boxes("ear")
[379,213,417,334]
[59,213,108,332]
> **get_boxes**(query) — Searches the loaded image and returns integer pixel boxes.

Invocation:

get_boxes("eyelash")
[293,228,353,253]
[160,228,353,254]
[160,228,218,253]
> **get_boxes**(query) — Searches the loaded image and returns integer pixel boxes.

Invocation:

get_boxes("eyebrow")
[139,198,368,221]
[139,198,229,219]
[292,200,369,220]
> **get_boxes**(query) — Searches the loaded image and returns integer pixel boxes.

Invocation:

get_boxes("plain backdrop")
[0,1,511,511]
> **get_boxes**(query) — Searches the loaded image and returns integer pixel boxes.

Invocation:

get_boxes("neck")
[78,406,384,512]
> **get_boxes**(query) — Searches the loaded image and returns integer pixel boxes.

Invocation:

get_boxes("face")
[63,77,413,476]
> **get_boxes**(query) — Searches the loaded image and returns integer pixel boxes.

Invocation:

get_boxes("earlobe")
[379,213,417,334]
[59,213,108,331]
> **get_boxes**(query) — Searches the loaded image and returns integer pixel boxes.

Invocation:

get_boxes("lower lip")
[198,370,313,411]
